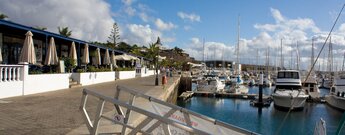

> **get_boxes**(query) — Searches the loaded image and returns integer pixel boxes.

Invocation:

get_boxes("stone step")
[69,84,82,88]
[69,81,78,85]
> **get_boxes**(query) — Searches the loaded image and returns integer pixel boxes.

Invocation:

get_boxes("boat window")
[310,87,314,92]
[276,85,302,90]
[277,72,299,79]
[278,72,285,78]
[331,87,335,93]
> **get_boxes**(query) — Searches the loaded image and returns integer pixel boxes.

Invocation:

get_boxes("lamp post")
[155,37,161,86]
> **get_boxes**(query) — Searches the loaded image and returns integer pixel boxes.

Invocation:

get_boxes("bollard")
[162,75,167,85]
[259,73,263,105]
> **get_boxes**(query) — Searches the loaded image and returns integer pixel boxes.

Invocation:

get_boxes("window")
[277,71,299,79]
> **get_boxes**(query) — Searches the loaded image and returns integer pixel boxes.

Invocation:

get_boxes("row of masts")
[200,16,345,73]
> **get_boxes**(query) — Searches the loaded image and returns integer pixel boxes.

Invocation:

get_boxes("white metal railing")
[0,65,23,82]
[80,85,258,135]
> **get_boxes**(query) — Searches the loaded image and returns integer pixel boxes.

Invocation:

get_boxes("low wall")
[24,73,70,95]
[71,72,116,86]
[0,81,23,99]
[116,71,136,79]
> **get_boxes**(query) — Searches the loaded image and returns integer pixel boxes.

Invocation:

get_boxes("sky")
[1,0,345,70]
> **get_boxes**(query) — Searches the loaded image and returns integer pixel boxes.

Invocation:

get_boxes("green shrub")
[86,65,112,72]
[61,57,77,72]
[116,67,134,71]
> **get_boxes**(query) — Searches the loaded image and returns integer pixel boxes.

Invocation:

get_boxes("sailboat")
[302,38,320,99]
[320,37,334,89]
[229,15,248,94]
[263,48,272,87]
[325,43,345,111]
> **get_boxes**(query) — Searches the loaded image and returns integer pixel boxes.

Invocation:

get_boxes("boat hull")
[325,95,345,111]
[272,94,308,110]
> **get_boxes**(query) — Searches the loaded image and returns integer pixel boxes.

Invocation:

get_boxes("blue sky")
[1,0,345,70]
[110,0,344,46]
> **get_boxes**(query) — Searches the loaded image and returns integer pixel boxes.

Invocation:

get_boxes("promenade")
[0,74,180,134]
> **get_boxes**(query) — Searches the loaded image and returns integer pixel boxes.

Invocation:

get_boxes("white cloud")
[177,12,201,22]
[184,25,192,31]
[122,0,135,6]
[154,18,177,31]
[139,12,149,22]
[270,8,285,23]
[184,38,235,61]
[123,24,161,46]
[124,6,136,16]
[0,0,114,42]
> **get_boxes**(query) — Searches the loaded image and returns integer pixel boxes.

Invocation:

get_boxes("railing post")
[8,67,12,81]
[16,67,20,81]
[0,67,3,82]
[3,67,7,82]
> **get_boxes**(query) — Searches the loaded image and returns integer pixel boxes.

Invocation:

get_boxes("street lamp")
[155,37,161,86]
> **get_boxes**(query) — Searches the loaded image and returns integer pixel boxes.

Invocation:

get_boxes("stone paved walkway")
[0,75,179,135]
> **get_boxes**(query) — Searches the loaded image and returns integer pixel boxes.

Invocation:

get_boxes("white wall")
[24,74,70,95]
[72,72,116,86]
[0,81,23,99]
[116,71,136,79]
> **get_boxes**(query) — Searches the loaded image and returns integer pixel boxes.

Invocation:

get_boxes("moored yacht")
[302,75,320,99]
[272,70,309,110]
[197,75,225,93]
[325,75,345,111]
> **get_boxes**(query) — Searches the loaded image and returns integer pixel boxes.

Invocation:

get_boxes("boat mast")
[296,41,300,71]
[311,38,315,72]
[236,15,240,74]
[203,38,205,64]
[327,36,333,73]
[280,39,283,70]
[256,48,259,73]
[342,51,345,71]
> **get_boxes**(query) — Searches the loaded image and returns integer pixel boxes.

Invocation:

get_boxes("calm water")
[177,87,345,135]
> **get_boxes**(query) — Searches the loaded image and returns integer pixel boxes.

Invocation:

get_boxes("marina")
[1,1,345,134]
[177,87,345,135]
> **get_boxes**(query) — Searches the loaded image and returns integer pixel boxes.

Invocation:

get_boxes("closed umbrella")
[0,45,2,63]
[19,31,36,64]
[82,44,89,64]
[92,48,101,65]
[69,42,77,66]
[44,37,59,65]
[114,54,131,61]
[111,51,115,65]
[103,49,110,65]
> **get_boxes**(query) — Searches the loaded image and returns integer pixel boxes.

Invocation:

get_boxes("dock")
[193,91,257,99]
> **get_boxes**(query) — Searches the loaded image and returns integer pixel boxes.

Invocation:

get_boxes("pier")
[193,91,257,99]
[0,75,180,134]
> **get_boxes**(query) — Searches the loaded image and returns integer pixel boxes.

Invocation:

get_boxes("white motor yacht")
[272,70,309,110]
[325,75,345,111]
[197,76,225,93]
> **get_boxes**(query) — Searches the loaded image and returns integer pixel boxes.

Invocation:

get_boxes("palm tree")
[147,43,159,65]
[130,48,143,57]
[0,13,8,20]
[58,27,72,37]
[35,26,47,31]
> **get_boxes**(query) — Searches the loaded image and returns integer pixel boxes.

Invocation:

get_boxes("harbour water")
[177,86,345,135]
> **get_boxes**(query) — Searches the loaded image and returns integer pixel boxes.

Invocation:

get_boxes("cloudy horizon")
[1,0,345,70]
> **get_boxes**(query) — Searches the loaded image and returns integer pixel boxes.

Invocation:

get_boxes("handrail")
[80,88,209,135]
[117,85,257,134]
[80,85,258,135]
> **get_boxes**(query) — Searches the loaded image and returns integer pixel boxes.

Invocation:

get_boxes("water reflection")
[177,87,344,135]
